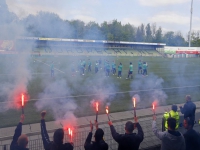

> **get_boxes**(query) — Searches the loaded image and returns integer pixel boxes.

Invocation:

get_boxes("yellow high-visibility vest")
[163,110,180,130]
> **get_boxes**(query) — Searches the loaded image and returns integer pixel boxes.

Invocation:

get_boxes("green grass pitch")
[0,54,199,128]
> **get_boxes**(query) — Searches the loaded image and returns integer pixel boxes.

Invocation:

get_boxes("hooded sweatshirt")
[84,132,108,150]
[152,120,185,150]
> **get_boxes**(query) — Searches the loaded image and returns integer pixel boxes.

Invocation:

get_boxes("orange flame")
[96,102,99,111]
[106,106,109,114]
[21,94,24,106]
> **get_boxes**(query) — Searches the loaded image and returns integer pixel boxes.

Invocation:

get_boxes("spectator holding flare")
[84,121,108,150]
[162,105,180,131]
[117,63,123,78]
[183,117,200,150]
[180,95,196,127]
[10,114,29,150]
[126,62,133,79]
[40,111,73,150]
[108,117,144,150]
[152,115,185,150]
[138,60,142,74]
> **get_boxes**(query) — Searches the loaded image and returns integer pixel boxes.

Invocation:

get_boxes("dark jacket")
[10,122,29,150]
[183,128,200,150]
[110,123,144,150]
[84,132,108,150]
[41,119,73,150]
[180,101,196,121]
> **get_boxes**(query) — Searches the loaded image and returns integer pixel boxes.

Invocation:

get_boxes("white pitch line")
[0,84,200,104]
[33,58,65,74]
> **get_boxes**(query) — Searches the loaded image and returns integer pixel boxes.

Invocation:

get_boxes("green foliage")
[191,31,200,46]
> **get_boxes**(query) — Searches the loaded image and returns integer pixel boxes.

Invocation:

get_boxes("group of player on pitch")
[69,59,148,79]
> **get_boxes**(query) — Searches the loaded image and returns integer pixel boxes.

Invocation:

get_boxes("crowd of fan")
[10,95,200,150]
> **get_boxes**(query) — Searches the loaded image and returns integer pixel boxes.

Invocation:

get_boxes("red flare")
[96,102,99,112]
[153,104,155,110]
[68,128,71,135]
[106,106,109,114]
[133,98,136,108]
[21,94,24,106]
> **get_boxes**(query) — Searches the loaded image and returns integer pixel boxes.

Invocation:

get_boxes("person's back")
[180,95,196,126]
[84,122,108,150]
[40,111,73,150]
[163,105,180,130]
[49,142,74,150]
[183,117,200,150]
[152,116,185,150]
[116,132,142,150]
[108,117,144,150]
[161,130,185,150]
[10,115,29,150]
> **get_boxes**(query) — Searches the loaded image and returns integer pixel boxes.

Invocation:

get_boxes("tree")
[191,31,200,46]
[145,23,152,42]
[69,20,85,39]
[84,21,103,40]
[121,24,135,41]
[163,31,175,46]
[154,27,163,43]
[136,24,145,42]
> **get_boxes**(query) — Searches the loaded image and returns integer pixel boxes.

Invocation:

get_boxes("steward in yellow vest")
[163,105,180,131]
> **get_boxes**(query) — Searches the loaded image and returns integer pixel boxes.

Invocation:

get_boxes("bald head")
[17,134,28,148]
[186,95,191,102]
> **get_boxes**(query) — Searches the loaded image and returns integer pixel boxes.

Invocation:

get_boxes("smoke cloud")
[130,73,168,108]
[35,79,77,126]
[0,54,32,111]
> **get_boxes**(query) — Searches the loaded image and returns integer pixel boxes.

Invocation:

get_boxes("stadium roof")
[18,37,166,46]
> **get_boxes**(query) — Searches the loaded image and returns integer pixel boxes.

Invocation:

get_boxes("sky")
[6,0,200,36]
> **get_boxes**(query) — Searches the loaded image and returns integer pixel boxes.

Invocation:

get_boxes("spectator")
[152,115,185,150]
[183,117,200,150]
[180,95,196,126]
[10,114,28,150]
[84,121,108,150]
[40,111,73,150]
[162,105,180,131]
[108,117,143,150]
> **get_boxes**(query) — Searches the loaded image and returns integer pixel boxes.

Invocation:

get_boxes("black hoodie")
[110,123,144,150]
[40,119,73,150]
[84,132,108,150]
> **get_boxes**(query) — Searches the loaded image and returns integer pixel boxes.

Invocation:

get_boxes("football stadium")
[0,37,200,150]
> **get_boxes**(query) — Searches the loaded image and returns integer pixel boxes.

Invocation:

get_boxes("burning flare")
[133,98,136,108]
[21,94,24,106]
[153,104,155,110]
[106,106,109,114]
[96,102,99,112]
[68,128,71,135]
